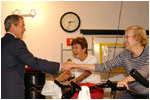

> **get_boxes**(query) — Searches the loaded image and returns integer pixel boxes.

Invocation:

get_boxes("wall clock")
[60,12,81,33]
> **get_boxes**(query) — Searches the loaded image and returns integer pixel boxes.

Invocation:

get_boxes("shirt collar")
[7,32,17,38]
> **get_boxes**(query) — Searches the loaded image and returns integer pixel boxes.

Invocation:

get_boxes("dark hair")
[71,37,88,54]
[4,15,23,32]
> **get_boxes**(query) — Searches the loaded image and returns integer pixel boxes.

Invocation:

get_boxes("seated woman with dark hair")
[56,37,103,99]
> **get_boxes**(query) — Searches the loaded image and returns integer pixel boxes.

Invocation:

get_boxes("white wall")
[1,1,149,99]
[1,1,149,62]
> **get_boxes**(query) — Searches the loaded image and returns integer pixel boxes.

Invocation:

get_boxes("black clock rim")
[60,12,81,33]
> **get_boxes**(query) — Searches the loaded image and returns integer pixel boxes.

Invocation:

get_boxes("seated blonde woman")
[70,26,149,99]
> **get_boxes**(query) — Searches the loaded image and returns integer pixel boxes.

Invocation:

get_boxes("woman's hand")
[117,78,129,90]
[117,75,135,90]
[62,79,76,85]
[62,81,70,85]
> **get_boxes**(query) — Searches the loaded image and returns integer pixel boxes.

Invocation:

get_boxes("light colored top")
[95,45,149,95]
[72,55,101,83]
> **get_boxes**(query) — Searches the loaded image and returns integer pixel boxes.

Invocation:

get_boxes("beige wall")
[1,1,149,62]
[1,1,149,99]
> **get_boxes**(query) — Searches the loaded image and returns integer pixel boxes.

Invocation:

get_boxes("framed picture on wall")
[92,36,126,72]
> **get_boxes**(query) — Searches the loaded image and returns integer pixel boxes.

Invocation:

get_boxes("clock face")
[60,12,81,33]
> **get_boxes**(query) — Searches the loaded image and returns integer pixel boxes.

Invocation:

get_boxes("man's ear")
[11,23,15,28]
[9,24,16,31]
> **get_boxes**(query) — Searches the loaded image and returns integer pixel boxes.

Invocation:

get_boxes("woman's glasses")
[123,35,134,39]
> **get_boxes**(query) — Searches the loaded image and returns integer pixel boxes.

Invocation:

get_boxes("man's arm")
[16,39,72,75]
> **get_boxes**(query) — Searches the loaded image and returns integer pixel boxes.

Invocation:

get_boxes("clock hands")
[68,20,76,23]
[67,20,76,30]
[67,21,71,30]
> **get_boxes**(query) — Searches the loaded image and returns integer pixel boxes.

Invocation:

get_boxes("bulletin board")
[93,36,126,72]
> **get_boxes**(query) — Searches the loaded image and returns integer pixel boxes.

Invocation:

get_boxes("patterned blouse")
[95,45,149,95]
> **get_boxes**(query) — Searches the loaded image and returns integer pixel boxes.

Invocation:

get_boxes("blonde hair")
[125,25,148,46]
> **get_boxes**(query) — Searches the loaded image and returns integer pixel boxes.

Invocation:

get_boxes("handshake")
[61,61,94,71]
[61,61,75,70]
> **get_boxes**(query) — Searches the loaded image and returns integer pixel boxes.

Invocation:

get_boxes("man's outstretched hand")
[61,61,75,70]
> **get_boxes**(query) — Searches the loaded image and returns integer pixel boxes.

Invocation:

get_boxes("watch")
[60,12,81,33]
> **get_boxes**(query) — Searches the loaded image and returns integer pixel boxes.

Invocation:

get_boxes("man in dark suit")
[1,14,72,99]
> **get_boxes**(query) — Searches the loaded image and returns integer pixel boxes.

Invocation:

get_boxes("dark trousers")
[118,91,149,99]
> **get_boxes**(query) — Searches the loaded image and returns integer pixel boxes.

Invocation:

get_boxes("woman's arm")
[72,64,95,71]
[73,54,123,72]
[73,70,92,83]
[55,70,72,82]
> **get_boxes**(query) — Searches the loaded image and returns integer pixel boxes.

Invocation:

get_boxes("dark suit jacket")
[1,33,60,99]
